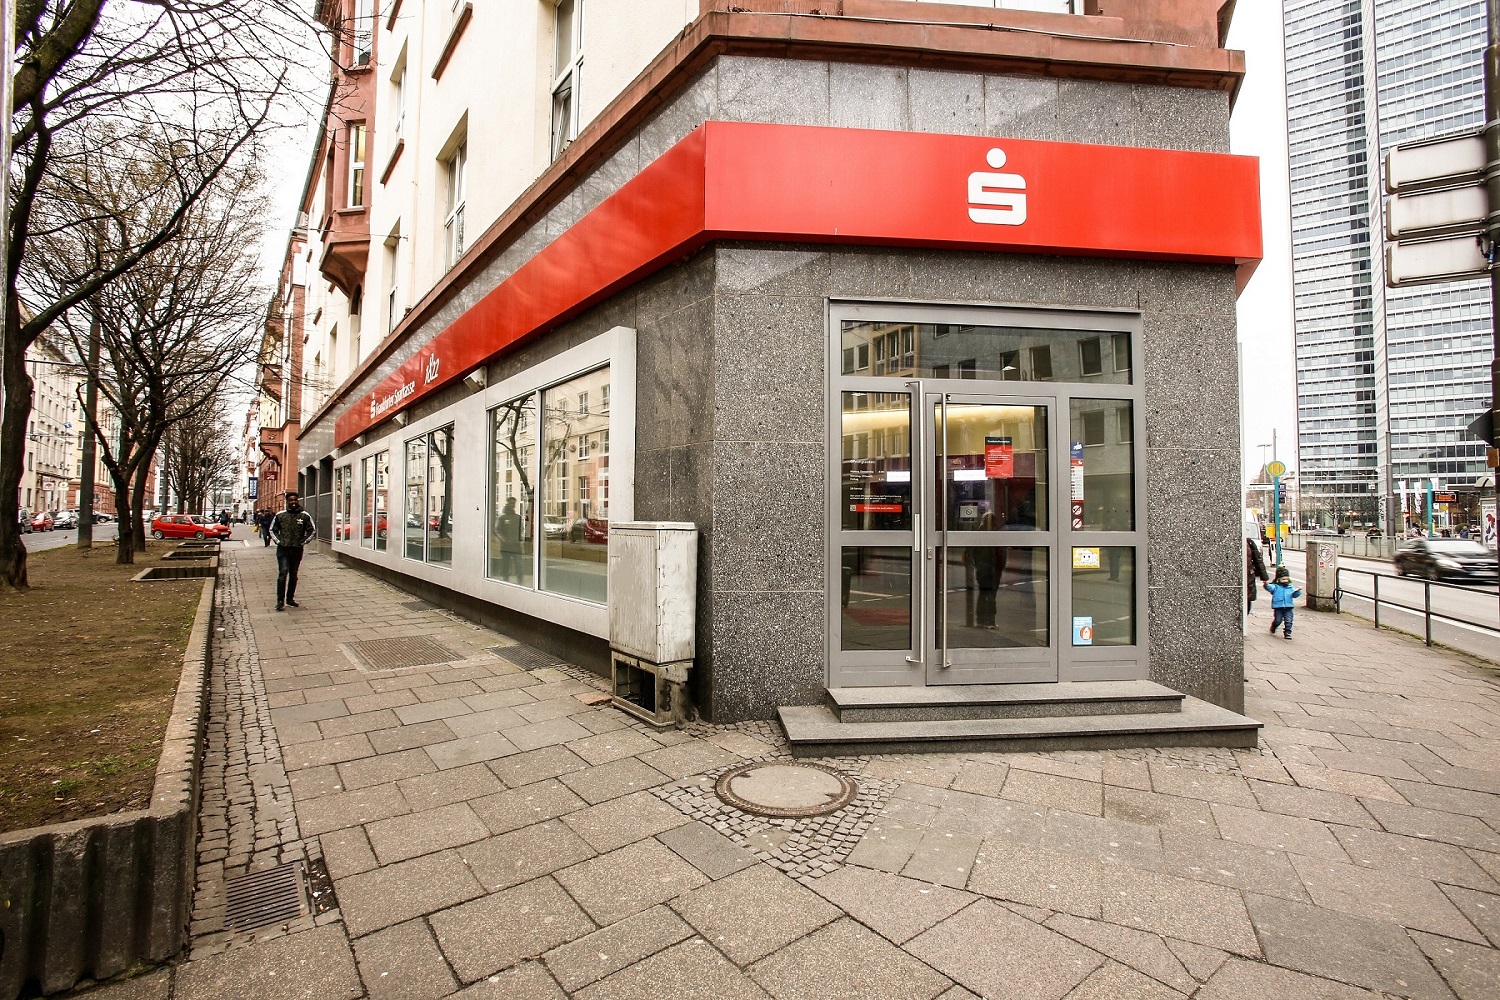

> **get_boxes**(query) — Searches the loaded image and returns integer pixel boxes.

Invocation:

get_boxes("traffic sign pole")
[1268,460,1287,565]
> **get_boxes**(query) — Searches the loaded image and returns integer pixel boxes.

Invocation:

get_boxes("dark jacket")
[271,507,317,547]
[1246,538,1269,602]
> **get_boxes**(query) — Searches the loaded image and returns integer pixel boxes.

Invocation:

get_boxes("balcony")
[319,215,370,299]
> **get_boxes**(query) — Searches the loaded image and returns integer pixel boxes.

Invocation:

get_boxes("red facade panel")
[335,121,1260,446]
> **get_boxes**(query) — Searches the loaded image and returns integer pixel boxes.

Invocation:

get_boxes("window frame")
[443,142,467,270]
[550,0,584,160]
[347,122,367,208]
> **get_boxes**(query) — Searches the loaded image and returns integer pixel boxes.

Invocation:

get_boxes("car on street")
[30,511,54,532]
[17,510,32,534]
[1393,538,1499,583]
[52,510,79,530]
[542,515,569,540]
[150,514,231,540]
[341,513,388,540]
[569,517,608,543]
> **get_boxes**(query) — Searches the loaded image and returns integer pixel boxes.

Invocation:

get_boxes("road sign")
[1267,460,1286,478]
[1385,186,1486,239]
[1387,236,1490,286]
[1385,132,1484,193]
[1434,492,1458,504]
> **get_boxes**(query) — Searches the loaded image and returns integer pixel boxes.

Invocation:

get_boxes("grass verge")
[0,543,201,833]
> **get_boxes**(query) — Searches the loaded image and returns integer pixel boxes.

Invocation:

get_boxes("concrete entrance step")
[779,696,1261,757]
[826,680,1184,723]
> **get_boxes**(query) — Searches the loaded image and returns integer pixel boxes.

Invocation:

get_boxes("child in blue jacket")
[1264,567,1302,639]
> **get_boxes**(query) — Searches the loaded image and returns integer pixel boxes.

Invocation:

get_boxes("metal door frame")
[922,390,1058,684]
[826,299,1148,690]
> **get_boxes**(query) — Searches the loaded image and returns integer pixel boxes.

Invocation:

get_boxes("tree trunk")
[114,486,133,563]
[75,306,101,548]
[0,303,35,589]
[130,459,152,552]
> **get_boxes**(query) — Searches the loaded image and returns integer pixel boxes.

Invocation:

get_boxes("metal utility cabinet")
[607,522,698,726]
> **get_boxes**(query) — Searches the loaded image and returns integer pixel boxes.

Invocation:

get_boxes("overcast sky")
[1227,4,1297,481]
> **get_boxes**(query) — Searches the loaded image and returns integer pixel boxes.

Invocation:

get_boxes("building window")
[444,142,467,269]
[551,0,583,160]
[1029,345,1053,380]
[348,123,367,208]
[391,64,406,141]
[403,426,453,565]
[578,433,590,460]
[578,391,588,415]
[1079,337,1103,377]
[352,0,373,65]
[1112,333,1132,374]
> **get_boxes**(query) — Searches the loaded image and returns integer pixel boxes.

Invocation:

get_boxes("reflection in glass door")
[927,395,1056,684]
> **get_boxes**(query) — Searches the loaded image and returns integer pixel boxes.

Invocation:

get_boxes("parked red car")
[30,511,53,532]
[150,514,231,540]
[338,513,387,540]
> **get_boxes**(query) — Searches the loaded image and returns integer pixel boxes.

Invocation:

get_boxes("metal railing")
[1335,566,1500,646]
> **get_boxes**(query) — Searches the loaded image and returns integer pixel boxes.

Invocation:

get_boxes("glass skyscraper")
[1284,0,1490,530]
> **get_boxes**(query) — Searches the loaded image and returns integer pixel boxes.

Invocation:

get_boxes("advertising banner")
[248,476,258,500]
[1483,500,1497,548]
[1072,616,1094,646]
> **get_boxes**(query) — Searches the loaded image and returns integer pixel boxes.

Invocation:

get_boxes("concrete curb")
[0,574,217,998]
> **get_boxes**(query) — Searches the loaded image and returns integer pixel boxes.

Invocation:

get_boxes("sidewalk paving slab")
[93,541,1500,999]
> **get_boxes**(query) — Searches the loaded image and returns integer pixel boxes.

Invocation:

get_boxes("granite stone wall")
[697,245,1243,722]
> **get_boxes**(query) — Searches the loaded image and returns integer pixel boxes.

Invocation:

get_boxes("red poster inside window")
[985,436,1014,479]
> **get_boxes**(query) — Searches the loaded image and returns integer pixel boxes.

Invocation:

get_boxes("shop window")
[374,451,389,551]
[1070,400,1135,531]
[541,365,610,603]
[488,396,536,586]
[404,436,425,560]
[333,466,346,540]
[403,425,453,565]
[359,452,388,550]
[842,321,1131,385]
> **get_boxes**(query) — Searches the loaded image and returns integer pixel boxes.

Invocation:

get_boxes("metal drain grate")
[496,644,565,672]
[400,600,436,612]
[224,863,307,932]
[348,635,461,670]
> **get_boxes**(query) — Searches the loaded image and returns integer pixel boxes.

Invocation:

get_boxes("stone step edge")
[780,697,1261,746]
[826,679,1185,709]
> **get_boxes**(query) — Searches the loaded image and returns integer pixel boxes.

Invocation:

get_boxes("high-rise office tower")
[1284,0,1490,529]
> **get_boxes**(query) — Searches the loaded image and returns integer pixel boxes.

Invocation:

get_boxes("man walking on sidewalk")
[270,491,317,611]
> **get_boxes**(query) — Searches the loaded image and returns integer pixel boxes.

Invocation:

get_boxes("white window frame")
[550,0,584,160]
[353,0,374,66]
[443,142,467,270]
[347,122,367,208]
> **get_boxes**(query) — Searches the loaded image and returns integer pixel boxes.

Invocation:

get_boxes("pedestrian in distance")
[258,509,273,547]
[270,491,317,611]
[1245,537,1269,614]
[1264,567,1302,640]
[218,509,230,527]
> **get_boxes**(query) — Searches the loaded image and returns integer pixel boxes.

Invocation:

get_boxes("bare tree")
[161,403,239,519]
[33,147,265,563]
[0,0,322,587]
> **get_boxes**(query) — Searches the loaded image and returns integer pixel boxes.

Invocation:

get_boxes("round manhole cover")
[714,762,859,818]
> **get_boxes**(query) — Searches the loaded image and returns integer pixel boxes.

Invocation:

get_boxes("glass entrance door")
[924,394,1056,684]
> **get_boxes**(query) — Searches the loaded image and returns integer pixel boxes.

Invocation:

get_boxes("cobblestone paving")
[89,535,1500,1000]
[189,552,322,957]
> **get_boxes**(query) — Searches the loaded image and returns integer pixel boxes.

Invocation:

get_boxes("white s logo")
[968,148,1027,226]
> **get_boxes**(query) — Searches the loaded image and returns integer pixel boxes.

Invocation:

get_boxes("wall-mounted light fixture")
[463,369,487,392]
[393,412,409,426]
[353,434,366,447]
